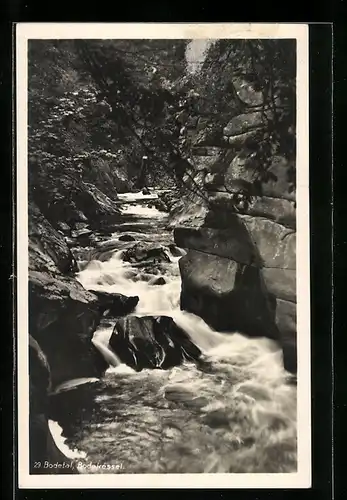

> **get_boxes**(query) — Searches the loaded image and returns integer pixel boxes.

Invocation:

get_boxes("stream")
[48,191,297,474]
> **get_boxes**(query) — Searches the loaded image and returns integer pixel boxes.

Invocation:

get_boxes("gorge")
[26,37,298,475]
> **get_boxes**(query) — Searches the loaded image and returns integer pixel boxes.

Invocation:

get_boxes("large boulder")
[203,146,295,206]
[174,215,295,270]
[206,190,283,220]
[243,196,296,229]
[91,290,139,317]
[29,271,108,388]
[174,218,261,266]
[179,250,278,338]
[239,216,296,270]
[168,199,208,229]
[29,336,78,474]
[87,239,121,262]
[109,316,202,371]
[73,182,122,231]
[148,276,166,286]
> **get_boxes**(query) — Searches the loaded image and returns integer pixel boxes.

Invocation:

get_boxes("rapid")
[48,191,297,474]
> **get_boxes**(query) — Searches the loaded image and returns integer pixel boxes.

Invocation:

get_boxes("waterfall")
[92,337,121,368]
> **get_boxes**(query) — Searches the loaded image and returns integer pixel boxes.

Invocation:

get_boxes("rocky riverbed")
[29,193,298,474]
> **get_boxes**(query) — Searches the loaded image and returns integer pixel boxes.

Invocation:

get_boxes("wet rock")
[75,182,120,221]
[122,242,171,265]
[119,234,136,242]
[74,222,90,231]
[64,236,77,248]
[133,272,155,283]
[92,290,139,317]
[29,336,78,474]
[56,221,71,235]
[156,200,167,212]
[142,187,151,195]
[202,409,230,428]
[168,244,184,257]
[176,206,297,372]
[29,271,107,388]
[109,316,202,371]
[87,239,121,261]
[94,238,121,252]
[149,276,166,286]
[71,228,94,247]
[176,212,297,372]
[131,263,167,276]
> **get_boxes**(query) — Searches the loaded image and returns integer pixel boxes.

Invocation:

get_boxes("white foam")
[121,203,165,218]
[48,420,87,460]
[118,191,158,202]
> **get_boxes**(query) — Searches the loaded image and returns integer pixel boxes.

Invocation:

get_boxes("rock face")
[29,202,78,275]
[172,82,297,373]
[29,336,78,474]
[29,202,108,389]
[29,271,108,388]
[174,210,297,373]
[109,316,202,371]
[178,250,278,339]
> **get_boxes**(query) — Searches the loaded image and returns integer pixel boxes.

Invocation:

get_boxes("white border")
[16,23,310,489]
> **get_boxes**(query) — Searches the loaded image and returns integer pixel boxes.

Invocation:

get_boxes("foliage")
[28,38,296,210]
[196,39,296,202]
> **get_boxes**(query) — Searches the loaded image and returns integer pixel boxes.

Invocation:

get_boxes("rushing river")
[49,191,297,474]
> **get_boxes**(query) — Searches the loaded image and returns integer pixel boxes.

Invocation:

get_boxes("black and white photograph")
[16,23,310,488]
